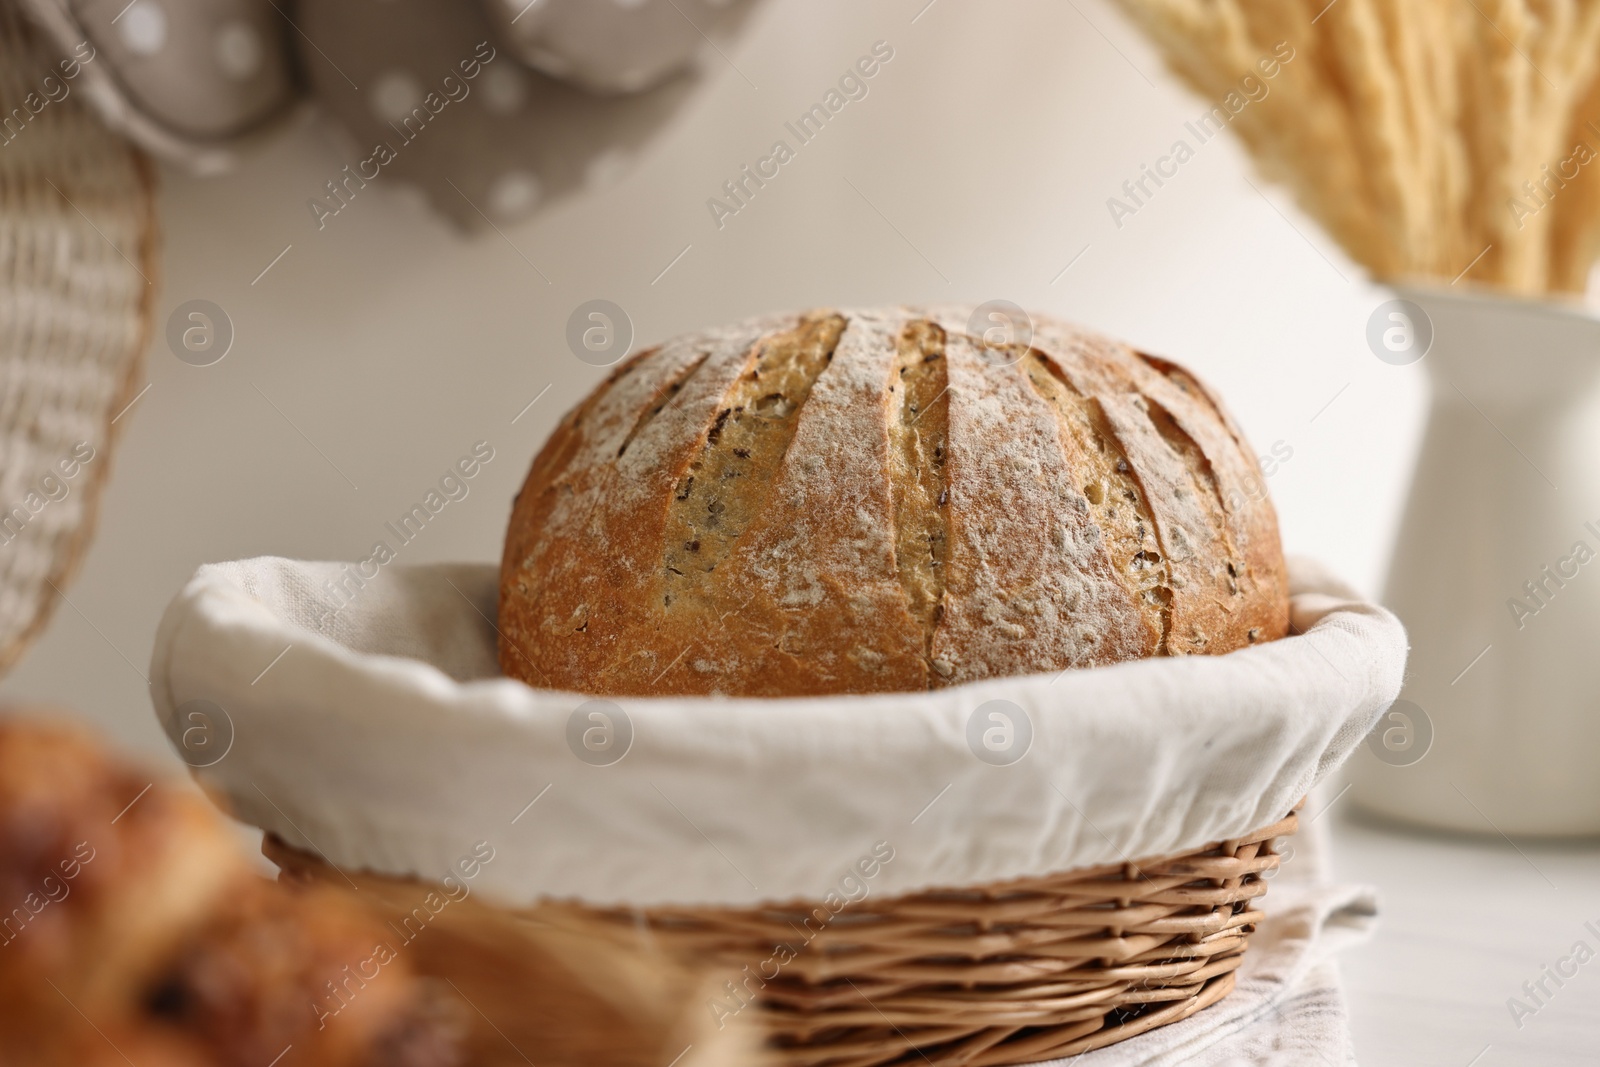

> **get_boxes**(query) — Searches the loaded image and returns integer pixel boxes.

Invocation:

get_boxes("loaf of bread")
[500,307,1289,697]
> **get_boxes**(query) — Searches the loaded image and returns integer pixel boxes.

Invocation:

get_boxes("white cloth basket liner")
[150,556,1405,908]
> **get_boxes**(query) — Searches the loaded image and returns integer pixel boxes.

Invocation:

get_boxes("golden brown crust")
[498,307,1290,696]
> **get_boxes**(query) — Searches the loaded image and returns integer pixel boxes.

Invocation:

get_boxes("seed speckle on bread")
[499,307,1289,696]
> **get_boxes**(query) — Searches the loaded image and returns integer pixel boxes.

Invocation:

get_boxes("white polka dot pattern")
[478,64,528,115]
[21,0,756,228]
[214,21,262,79]
[488,170,542,217]
[118,1,168,54]
[370,70,424,124]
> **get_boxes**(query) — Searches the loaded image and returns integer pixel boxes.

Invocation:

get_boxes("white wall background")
[1,0,1426,756]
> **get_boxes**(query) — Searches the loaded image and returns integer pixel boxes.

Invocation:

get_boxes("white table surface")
[1331,803,1600,1066]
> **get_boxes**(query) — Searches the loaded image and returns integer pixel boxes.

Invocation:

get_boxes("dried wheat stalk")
[1115,0,1600,294]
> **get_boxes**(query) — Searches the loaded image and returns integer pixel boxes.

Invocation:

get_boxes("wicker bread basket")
[151,556,1403,1066]
[266,808,1297,1067]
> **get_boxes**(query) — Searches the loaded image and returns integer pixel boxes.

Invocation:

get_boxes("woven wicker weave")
[0,1,158,675]
[268,808,1297,1067]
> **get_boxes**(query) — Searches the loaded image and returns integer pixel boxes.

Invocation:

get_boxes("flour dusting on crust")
[499,307,1290,696]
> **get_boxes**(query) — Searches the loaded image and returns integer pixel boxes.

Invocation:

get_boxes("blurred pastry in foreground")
[0,715,463,1067]
[0,713,757,1067]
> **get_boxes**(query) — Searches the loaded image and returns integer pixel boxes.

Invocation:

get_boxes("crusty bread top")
[499,307,1289,697]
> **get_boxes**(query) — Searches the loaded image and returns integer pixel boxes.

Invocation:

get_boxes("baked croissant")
[0,717,463,1067]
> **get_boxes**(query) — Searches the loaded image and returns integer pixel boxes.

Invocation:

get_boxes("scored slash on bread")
[499,306,1290,697]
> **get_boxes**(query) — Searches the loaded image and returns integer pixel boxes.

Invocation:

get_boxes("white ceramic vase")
[1351,284,1600,836]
